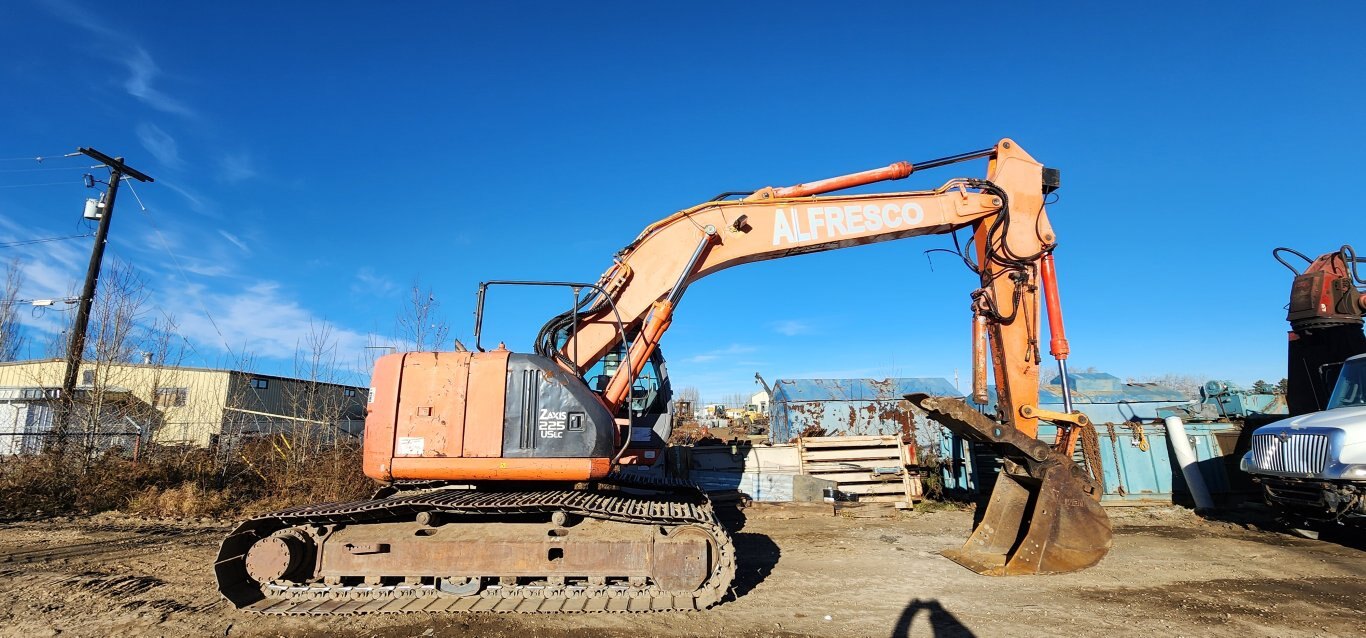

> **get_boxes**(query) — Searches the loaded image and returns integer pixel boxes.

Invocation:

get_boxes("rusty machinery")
[1273,244,1366,416]
[215,139,1111,614]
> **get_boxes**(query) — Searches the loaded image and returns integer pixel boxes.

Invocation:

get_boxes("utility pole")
[55,148,153,440]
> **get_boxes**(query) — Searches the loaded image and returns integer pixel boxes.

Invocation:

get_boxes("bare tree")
[74,260,151,465]
[0,258,23,361]
[1133,373,1206,400]
[131,313,187,446]
[722,392,750,408]
[677,386,701,406]
[396,280,450,352]
[86,260,149,364]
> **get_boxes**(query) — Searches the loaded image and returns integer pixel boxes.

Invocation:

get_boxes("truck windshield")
[1327,357,1366,409]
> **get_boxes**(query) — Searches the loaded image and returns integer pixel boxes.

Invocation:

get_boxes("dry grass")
[0,438,375,520]
[126,483,234,518]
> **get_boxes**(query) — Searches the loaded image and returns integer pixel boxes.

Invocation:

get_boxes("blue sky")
[1,1,1363,401]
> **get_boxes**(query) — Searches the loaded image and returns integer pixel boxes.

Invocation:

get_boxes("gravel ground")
[0,503,1360,638]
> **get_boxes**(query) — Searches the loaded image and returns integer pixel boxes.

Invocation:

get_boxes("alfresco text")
[772,203,924,246]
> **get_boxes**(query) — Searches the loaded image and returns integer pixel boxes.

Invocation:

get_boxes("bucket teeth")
[907,394,1112,576]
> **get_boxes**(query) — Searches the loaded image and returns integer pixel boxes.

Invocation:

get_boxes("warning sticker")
[397,436,425,456]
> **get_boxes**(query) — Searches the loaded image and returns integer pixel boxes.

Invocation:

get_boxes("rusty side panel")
[362,353,405,481]
[320,520,658,577]
[394,352,471,459]
[463,350,510,458]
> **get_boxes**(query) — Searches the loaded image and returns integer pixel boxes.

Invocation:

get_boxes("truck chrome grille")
[1251,433,1329,474]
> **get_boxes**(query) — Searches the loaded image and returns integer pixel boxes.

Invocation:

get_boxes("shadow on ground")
[889,598,976,638]
[1194,503,1366,551]
[712,500,781,601]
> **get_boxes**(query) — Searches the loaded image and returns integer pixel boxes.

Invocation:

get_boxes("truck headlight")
[1240,452,1253,472]
[1343,465,1366,480]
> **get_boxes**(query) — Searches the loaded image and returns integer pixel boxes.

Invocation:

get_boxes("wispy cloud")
[156,179,216,217]
[217,152,256,183]
[121,47,196,118]
[217,230,250,253]
[135,122,183,169]
[44,1,196,119]
[0,216,87,339]
[771,319,812,336]
[40,0,120,41]
[686,343,757,364]
[128,226,233,280]
[354,268,399,297]
[169,281,375,366]
[180,262,231,278]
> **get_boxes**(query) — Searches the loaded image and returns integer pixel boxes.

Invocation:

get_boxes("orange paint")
[1039,253,1070,359]
[363,350,511,480]
[769,161,913,198]
[602,300,674,411]
[362,352,404,481]
[389,456,612,481]
[395,352,470,458]
[463,349,509,458]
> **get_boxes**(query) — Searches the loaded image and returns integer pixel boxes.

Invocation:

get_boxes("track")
[215,474,736,614]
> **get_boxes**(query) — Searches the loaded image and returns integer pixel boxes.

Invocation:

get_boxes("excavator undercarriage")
[216,474,734,613]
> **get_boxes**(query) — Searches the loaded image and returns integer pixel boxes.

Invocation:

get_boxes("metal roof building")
[768,377,960,443]
[980,371,1189,424]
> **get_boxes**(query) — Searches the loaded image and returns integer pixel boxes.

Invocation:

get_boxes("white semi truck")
[1243,245,1366,536]
[1241,353,1366,532]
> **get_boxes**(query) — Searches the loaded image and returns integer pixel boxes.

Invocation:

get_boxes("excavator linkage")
[908,394,1112,575]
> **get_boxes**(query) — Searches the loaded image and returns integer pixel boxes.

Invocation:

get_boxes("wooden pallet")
[797,434,921,508]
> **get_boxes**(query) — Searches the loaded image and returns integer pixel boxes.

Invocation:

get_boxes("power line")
[0,152,83,163]
[0,164,105,174]
[0,180,86,190]
[0,297,79,307]
[124,180,263,374]
[0,233,94,248]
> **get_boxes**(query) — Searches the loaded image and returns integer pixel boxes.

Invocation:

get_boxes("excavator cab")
[582,343,674,465]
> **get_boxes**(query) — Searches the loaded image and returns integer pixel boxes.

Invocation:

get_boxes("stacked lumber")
[797,434,921,509]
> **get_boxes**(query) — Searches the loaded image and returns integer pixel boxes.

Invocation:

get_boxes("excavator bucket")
[907,394,1111,575]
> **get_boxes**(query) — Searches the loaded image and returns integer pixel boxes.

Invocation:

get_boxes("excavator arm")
[539,138,1110,574]
[554,140,1050,429]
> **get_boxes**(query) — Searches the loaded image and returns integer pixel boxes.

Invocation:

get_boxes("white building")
[750,389,769,413]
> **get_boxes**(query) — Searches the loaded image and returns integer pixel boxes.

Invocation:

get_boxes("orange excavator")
[216,139,1111,614]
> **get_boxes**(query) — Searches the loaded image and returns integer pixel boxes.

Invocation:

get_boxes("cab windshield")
[1327,357,1366,409]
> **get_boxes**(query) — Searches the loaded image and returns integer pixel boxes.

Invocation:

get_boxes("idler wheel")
[244,533,309,584]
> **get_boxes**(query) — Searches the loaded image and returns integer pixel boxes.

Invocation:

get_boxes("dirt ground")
[0,503,1361,638]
